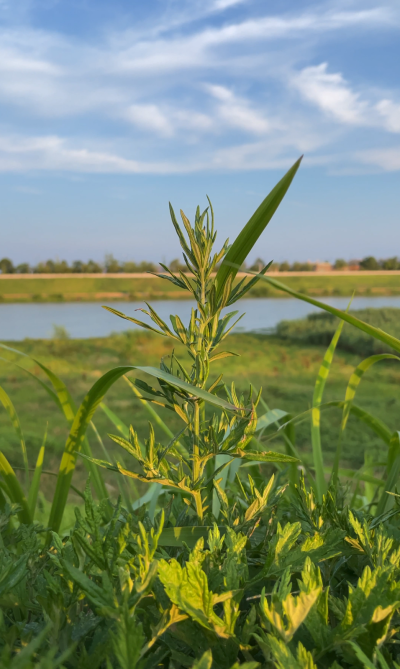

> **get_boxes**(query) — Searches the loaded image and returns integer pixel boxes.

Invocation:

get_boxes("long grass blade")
[332,353,400,485]
[0,343,109,505]
[0,384,29,490]
[214,156,302,301]
[28,425,47,517]
[0,451,31,524]
[257,277,400,354]
[100,402,130,439]
[312,317,346,501]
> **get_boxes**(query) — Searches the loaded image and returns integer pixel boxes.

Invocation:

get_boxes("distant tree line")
[0,254,399,274]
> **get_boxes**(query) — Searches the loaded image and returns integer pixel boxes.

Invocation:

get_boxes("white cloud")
[376,100,400,133]
[207,85,271,134]
[0,134,176,173]
[124,104,173,136]
[292,63,368,125]
[357,147,400,171]
[292,63,400,137]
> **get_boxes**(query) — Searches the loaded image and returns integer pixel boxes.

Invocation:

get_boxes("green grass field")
[0,272,399,301]
[1,330,398,500]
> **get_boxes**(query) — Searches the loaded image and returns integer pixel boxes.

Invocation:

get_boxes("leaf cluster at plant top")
[276,308,400,356]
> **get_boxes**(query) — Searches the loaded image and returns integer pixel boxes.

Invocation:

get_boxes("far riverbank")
[0,271,399,302]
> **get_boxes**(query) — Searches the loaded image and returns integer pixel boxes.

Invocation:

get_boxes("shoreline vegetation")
[0,270,399,302]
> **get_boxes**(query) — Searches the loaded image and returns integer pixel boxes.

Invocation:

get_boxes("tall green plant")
[81,160,302,523]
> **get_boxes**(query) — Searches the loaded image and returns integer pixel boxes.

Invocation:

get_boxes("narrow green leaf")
[0,342,109,507]
[256,409,289,432]
[133,366,239,411]
[214,156,302,301]
[28,425,47,517]
[0,451,31,524]
[312,317,345,501]
[100,402,130,439]
[333,353,400,485]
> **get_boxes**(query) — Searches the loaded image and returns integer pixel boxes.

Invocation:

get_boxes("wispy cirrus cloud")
[0,0,399,173]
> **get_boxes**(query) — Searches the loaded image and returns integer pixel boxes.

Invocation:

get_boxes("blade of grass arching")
[312,317,346,502]
[0,344,109,505]
[376,431,400,516]
[0,384,29,490]
[332,353,400,486]
[214,156,302,301]
[27,425,47,517]
[0,452,31,524]
[257,277,400,354]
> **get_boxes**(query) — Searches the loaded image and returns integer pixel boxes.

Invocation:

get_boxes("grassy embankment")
[1,329,399,500]
[0,271,400,301]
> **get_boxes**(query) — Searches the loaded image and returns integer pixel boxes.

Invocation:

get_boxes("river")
[1,296,400,341]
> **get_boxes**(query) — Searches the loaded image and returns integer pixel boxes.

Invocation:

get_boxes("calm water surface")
[1,296,400,341]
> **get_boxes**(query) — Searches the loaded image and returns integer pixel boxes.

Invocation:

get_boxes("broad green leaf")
[214,156,302,301]
[258,276,400,354]
[255,409,289,432]
[190,650,212,669]
[0,555,29,597]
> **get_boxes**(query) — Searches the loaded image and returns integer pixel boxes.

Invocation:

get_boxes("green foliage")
[2,477,400,667]
[3,161,400,667]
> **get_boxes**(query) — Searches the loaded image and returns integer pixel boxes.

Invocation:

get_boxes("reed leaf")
[0,383,29,490]
[258,277,400,354]
[332,353,400,485]
[0,451,31,524]
[0,343,109,505]
[214,156,302,301]
[312,318,345,501]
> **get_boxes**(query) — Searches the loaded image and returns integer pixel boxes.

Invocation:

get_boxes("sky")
[1,0,399,265]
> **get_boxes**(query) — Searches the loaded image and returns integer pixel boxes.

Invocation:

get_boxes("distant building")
[348,260,361,271]
[314,261,332,272]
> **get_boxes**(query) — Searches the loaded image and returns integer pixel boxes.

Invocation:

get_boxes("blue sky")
[1,0,399,264]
